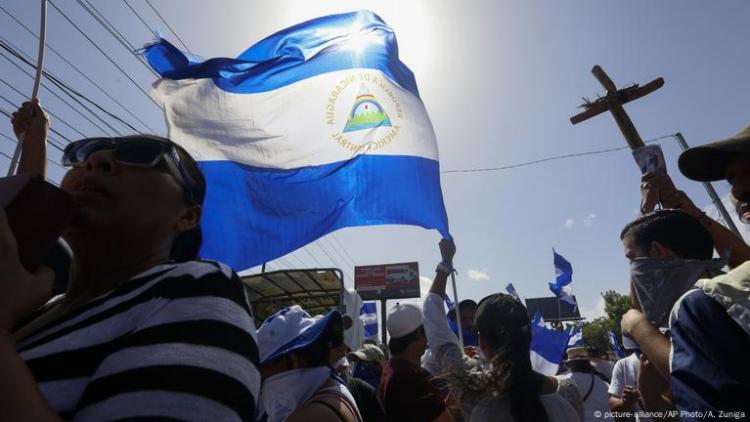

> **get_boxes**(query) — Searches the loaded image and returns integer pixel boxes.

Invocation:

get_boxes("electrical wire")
[0,48,117,136]
[47,0,163,110]
[123,0,153,34]
[0,4,158,133]
[330,233,357,268]
[144,0,192,53]
[0,80,83,141]
[0,91,74,149]
[0,39,129,134]
[441,135,676,174]
[75,0,159,78]
[1,38,139,133]
[0,107,67,153]
[303,246,324,267]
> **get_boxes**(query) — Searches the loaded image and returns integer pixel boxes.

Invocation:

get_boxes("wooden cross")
[571,65,664,150]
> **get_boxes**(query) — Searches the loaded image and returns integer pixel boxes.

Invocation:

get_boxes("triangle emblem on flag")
[343,84,392,133]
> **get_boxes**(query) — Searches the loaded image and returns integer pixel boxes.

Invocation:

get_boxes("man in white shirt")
[608,337,650,422]
[566,348,613,421]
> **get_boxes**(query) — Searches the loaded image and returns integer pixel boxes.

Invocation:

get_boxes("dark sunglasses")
[62,136,200,204]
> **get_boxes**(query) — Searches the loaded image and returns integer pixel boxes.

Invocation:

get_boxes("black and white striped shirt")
[14,260,260,421]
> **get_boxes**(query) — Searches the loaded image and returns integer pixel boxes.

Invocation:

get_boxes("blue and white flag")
[532,309,545,327]
[548,250,576,308]
[530,316,569,376]
[144,11,450,270]
[444,295,455,311]
[360,302,378,339]
[567,322,583,348]
[608,329,626,359]
[505,283,522,302]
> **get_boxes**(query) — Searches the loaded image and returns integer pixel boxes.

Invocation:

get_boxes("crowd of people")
[1,99,749,421]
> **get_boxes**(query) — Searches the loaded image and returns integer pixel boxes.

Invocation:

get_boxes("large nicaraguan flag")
[144,11,450,270]
[530,310,570,376]
[548,250,576,308]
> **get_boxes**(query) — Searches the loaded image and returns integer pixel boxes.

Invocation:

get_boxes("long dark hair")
[474,293,549,422]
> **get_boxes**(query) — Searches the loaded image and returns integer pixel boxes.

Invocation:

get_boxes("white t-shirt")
[608,354,650,422]
[608,354,639,397]
[572,371,612,422]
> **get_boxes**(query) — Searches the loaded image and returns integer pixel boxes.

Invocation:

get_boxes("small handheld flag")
[530,315,569,376]
[360,303,378,339]
[608,329,626,359]
[548,250,576,308]
[567,322,583,348]
[505,283,522,302]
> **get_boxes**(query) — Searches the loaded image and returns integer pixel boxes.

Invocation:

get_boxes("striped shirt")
[14,260,260,421]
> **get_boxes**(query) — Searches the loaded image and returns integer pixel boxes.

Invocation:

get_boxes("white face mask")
[630,257,725,328]
[260,367,331,422]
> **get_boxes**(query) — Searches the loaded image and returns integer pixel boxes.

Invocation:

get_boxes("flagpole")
[449,271,464,349]
[7,0,47,177]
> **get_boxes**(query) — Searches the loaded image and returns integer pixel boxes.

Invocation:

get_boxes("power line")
[441,135,676,174]
[0,106,67,153]
[320,235,354,280]
[313,241,351,281]
[285,253,310,269]
[0,133,69,173]
[144,0,192,53]
[47,0,163,110]
[0,38,130,135]
[322,235,349,266]
[302,246,324,267]
[274,257,295,269]
[330,233,357,268]
[0,4,158,133]
[76,0,159,78]
[0,79,83,141]
[0,38,140,133]
[123,0,153,34]
[0,47,118,136]
[0,145,13,161]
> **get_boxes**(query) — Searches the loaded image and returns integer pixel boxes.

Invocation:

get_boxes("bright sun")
[280,0,433,73]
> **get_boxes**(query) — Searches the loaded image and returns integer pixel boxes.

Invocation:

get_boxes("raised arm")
[11,100,49,178]
[641,172,750,268]
[429,239,456,298]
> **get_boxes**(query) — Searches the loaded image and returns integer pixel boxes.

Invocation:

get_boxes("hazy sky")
[1,0,749,322]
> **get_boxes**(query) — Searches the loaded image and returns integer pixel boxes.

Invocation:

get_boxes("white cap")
[386,302,423,339]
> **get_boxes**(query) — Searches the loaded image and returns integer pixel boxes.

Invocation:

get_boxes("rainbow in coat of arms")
[342,84,392,133]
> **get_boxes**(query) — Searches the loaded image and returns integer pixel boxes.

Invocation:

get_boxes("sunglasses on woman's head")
[62,136,200,204]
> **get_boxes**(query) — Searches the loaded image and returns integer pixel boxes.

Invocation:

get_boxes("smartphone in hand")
[0,173,75,272]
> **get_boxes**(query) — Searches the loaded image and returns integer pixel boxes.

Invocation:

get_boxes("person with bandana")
[256,306,362,422]
[348,343,386,390]
[620,205,750,417]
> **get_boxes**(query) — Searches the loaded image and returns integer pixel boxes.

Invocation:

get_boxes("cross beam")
[571,65,664,150]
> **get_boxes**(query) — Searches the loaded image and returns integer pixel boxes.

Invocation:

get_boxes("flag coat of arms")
[144,11,450,270]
